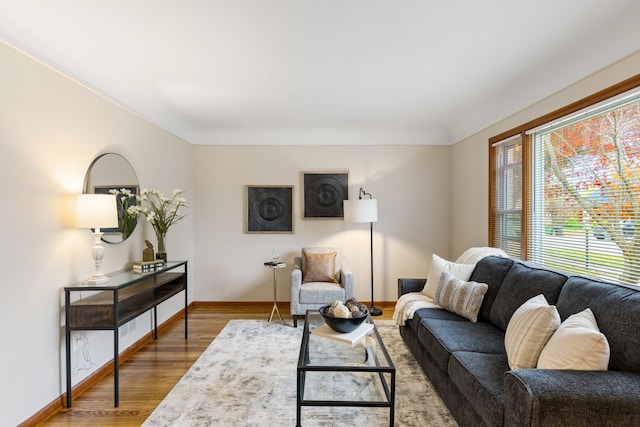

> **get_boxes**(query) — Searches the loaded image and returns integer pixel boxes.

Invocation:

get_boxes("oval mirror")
[83,153,140,244]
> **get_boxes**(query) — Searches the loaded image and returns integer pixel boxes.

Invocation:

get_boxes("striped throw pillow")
[435,271,488,322]
[504,294,561,370]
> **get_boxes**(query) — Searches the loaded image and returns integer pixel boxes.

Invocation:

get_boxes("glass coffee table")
[296,310,395,426]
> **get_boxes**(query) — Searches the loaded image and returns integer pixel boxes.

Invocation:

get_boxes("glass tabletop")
[299,310,394,369]
[64,261,187,290]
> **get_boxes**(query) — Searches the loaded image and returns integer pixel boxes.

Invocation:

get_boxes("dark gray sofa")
[398,255,640,427]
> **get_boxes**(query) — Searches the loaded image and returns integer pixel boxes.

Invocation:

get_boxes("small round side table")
[264,261,286,324]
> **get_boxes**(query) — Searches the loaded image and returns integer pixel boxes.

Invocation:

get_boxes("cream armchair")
[290,247,355,327]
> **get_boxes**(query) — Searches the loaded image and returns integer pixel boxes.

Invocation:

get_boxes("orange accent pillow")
[303,252,338,283]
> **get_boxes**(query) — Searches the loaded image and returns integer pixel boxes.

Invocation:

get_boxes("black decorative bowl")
[319,305,368,333]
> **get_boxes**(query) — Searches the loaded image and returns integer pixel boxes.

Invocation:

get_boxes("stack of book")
[264,261,286,267]
[132,260,166,273]
[311,322,374,346]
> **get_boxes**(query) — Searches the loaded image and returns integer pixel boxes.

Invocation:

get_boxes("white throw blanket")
[393,292,442,326]
[393,247,510,326]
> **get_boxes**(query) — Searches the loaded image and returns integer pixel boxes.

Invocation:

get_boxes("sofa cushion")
[449,351,509,427]
[504,294,561,369]
[489,262,568,331]
[406,307,467,334]
[469,256,515,322]
[556,276,640,372]
[435,271,488,322]
[418,318,505,372]
[422,254,475,298]
[537,308,610,370]
[406,307,465,334]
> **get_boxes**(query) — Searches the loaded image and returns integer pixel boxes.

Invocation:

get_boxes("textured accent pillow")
[504,294,561,370]
[422,254,475,299]
[302,252,338,283]
[537,308,610,370]
[434,271,488,322]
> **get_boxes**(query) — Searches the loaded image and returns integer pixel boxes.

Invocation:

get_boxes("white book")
[311,322,374,346]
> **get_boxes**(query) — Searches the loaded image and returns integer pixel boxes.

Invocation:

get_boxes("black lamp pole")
[368,218,382,316]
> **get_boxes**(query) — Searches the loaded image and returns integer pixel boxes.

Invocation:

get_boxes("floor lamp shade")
[343,199,377,223]
[75,194,118,284]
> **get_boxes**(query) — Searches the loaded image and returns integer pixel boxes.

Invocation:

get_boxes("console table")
[64,260,188,407]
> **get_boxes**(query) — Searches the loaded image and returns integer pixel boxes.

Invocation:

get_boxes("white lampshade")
[343,199,378,223]
[75,194,118,229]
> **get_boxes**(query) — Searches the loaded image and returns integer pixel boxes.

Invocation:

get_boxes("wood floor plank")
[41,304,394,426]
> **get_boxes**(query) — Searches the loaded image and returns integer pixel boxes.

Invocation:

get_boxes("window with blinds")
[492,135,523,258]
[528,90,640,285]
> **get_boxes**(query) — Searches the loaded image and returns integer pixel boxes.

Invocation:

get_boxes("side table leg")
[268,301,284,324]
[268,267,284,324]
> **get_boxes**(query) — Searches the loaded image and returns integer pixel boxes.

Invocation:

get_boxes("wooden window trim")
[488,74,640,259]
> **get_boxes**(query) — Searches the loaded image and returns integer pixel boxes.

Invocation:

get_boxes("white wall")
[0,41,193,426]
[192,145,451,304]
[450,50,640,257]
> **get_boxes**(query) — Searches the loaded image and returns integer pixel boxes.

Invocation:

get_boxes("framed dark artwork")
[303,172,349,218]
[247,186,294,233]
[94,185,139,236]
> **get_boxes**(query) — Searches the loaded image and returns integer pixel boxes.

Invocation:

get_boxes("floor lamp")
[343,188,382,316]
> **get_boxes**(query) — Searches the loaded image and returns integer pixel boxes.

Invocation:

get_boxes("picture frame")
[246,185,294,233]
[303,171,349,218]
[94,185,139,235]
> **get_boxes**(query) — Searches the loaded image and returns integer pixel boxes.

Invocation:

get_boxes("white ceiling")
[1,1,639,145]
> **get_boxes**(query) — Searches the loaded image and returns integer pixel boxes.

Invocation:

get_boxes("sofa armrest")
[504,369,640,427]
[340,256,355,299]
[398,278,426,297]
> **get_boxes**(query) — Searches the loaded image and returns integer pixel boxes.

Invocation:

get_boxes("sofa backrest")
[556,276,640,372]
[488,261,570,331]
[469,256,515,322]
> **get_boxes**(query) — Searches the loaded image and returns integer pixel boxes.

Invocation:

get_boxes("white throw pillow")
[537,308,610,370]
[504,294,561,370]
[422,254,475,299]
[435,271,488,322]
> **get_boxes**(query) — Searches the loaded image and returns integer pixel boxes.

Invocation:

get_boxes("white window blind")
[492,135,523,258]
[529,90,640,285]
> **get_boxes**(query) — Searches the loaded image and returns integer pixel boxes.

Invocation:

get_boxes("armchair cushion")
[299,282,345,304]
[302,251,338,283]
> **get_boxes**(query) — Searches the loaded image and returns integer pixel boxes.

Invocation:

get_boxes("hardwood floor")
[41,303,394,426]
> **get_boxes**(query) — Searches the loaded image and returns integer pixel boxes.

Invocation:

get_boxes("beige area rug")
[143,320,457,426]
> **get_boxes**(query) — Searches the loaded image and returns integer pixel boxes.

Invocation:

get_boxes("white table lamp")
[75,194,118,284]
